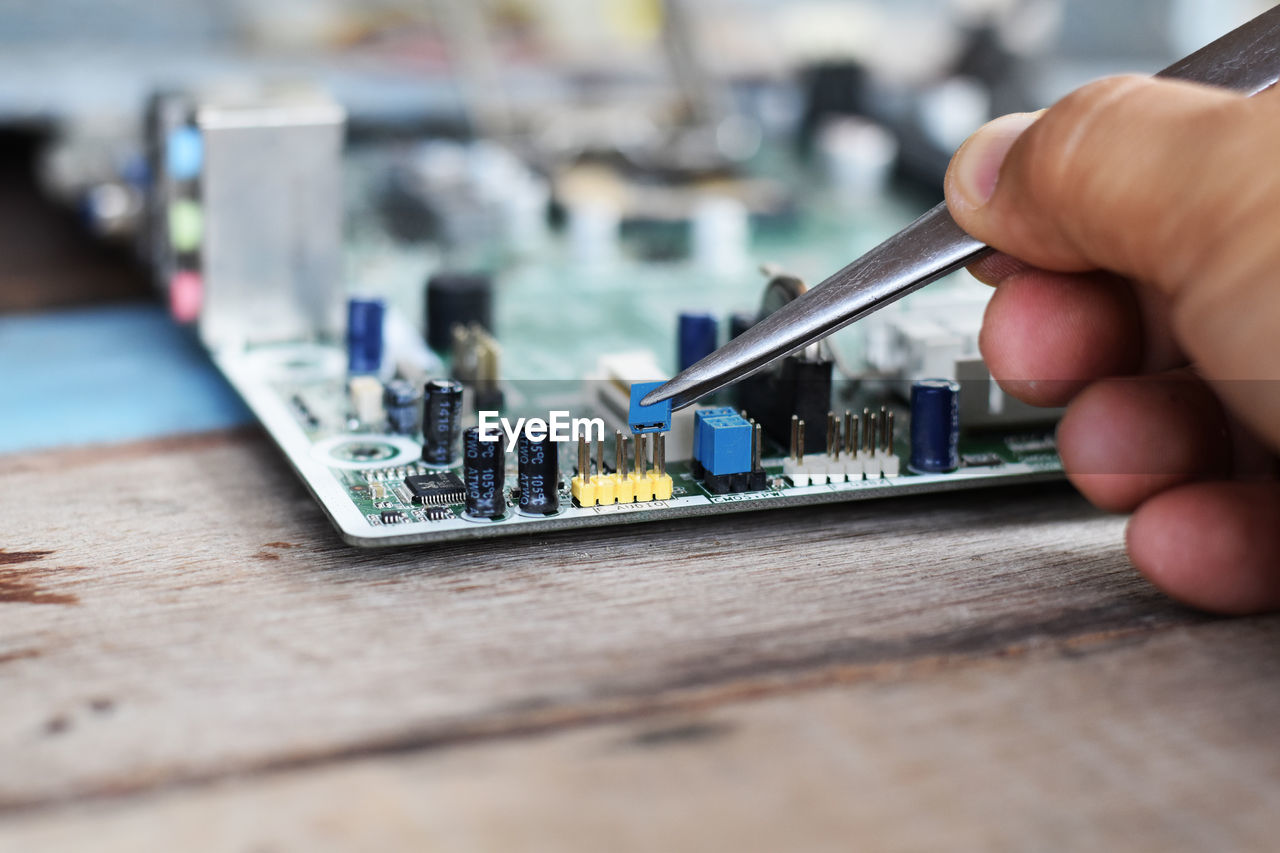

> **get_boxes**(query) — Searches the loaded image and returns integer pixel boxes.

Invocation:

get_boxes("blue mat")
[0,303,253,454]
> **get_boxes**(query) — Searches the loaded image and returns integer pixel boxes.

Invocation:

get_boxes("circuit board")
[191,125,1065,548]
[217,332,1063,548]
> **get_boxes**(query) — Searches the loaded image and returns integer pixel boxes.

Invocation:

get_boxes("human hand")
[944,76,1280,614]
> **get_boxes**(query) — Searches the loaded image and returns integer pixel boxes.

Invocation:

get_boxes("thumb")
[945,75,1280,450]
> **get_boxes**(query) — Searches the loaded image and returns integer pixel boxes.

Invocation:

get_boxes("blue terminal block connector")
[699,415,753,477]
[692,409,765,495]
[628,381,673,434]
[693,406,738,474]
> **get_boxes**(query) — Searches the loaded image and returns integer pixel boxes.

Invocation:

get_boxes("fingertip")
[950,75,1250,280]
[945,111,1046,216]
[966,253,1030,287]
[1057,374,1231,512]
[978,270,1142,408]
[1127,483,1280,615]
[1059,395,1173,514]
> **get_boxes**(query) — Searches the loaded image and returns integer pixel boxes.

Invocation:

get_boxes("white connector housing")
[348,376,384,426]
[585,351,696,459]
[784,450,901,487]
[861,279,1062,427]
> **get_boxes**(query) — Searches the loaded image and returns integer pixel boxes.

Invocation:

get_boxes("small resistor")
[348,376,384,426]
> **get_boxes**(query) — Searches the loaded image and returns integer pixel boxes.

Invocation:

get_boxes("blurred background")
[0,0,1271,463]
[0,0,1268,313]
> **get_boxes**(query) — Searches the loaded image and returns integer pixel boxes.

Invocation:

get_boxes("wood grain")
[0,429,1206,816]
[5,618,1279,852]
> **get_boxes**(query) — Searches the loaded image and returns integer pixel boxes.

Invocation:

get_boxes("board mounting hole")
[330,441,397,463]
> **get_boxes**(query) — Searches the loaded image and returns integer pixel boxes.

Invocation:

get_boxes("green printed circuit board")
[211,152,1064,547]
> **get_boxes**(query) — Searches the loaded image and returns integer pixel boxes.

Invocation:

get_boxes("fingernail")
[950,111,1043,210]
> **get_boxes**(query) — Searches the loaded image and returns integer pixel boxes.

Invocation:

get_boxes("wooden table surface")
[2,427,1279,851]
[3,154,1278,849]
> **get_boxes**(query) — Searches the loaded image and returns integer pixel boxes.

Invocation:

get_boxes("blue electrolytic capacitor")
[678,312,718,372]
[383,380,419,435]
[909,379,961,474]
[347,298,385,375]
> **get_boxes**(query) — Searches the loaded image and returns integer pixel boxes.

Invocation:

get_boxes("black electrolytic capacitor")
[422,379,464,466]
[383,379,419,435]
[426,272,493,354]
[728,311,756,340]
[463,426,506,519]
[517,433,559,516]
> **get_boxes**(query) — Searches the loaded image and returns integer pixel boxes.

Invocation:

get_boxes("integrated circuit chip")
[404,472,466,505]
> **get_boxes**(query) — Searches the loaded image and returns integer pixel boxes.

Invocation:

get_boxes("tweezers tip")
[640,385,676,407]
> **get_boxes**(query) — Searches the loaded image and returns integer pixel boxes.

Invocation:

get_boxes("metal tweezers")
[644,6,1280,411]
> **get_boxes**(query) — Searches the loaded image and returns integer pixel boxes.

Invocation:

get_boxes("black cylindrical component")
[728,311,756,340]
[463,426,506,519]
[909,379,961,473]
[383,380,419,435]
[517,433,559,516]
[422,379,464,466]
[426,272,493,353]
